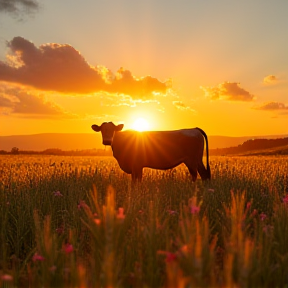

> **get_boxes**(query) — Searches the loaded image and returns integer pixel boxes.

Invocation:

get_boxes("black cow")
[92,122,211,181]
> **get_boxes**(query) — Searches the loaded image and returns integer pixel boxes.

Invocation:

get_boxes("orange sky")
[0,1,287,137]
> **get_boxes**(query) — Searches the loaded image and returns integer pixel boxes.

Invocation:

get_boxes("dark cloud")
[0,0,39,14]
[201,82,254,102]
[172,100,195,112]
[253,101,288,111]
[0,37,168,99]
[0,84,77,118]
[263,75,278,84]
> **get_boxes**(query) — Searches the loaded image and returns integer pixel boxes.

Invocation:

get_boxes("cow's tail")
[196,127,211,180]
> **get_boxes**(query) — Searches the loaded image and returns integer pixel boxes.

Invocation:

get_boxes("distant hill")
[211,137,288,156]
[0,133,287,152]
[0,133,102,151]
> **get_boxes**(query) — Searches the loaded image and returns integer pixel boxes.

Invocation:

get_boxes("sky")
[0,0,287,137]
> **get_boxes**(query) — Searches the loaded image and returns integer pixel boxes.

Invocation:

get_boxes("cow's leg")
[184,162,198,182]
[198,161,209,180]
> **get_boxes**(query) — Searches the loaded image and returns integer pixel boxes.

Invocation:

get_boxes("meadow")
[0,155,288,288]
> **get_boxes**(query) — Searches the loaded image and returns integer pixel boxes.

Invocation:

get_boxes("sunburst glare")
[132,118,150,131]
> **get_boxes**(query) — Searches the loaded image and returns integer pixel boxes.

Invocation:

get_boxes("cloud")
[263,75,278,84]
[0,37,168,99]
[0,0,39,15]
[0,83,77,118]
[200,82,254,102]
[172,101,195,112]
[252,101,288,111]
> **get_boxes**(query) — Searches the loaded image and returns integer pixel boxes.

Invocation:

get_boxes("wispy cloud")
[0,0,39,15]
[0,83,77,118]
[172,101,195,112]
[263,75,278,84]
[252,101,288,111]
[0,37,168,99]
[200,82,254,102]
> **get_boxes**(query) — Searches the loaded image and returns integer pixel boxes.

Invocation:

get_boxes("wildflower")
[157,250,177,262]
[252,209,257,216]
[77,200,89,210]
[246,202,251,209]
[166,252,177,263]
[167,210,178,215]
[64,243,74,254]
[191,206,200,214]
[189,196,200,214]
[283,195,288,204]
[1,274,13,281]
[94,218,101,225]
[32,253,45,262]
[56,226,64,235]
[117,207,125,220]
[138,210,144,214]
[208,188,215,192]
[53,191,63,197]
[260,213,267,221]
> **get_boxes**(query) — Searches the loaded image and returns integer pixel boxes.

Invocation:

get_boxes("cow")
[91,122,211,181]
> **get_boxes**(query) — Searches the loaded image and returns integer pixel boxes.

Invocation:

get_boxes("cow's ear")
[116,124,124,131]
[92,124,101,132]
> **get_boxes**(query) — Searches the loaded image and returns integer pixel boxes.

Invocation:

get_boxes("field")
[0,155,288,288]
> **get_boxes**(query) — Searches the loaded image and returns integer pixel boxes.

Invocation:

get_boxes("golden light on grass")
[132,117,150,131]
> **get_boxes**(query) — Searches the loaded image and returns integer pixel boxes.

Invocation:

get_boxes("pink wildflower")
[260,213,267,221]
[157,250,177,262]
[94,218,101,225]
[283,195,288,204]
[77,200,88,210]
[208,188,215,193]
[1,274,13,281]
[64,243,74,254]
[116,207,125,220]
[167,210,178,215]
[53,191,63,197]
[191,206,200,214]
[138,210,144,214]
[56,226,64,235]
[246,202,251,209]
[252,209,257,216]
[166,252,177,262]
[32,253,45,262]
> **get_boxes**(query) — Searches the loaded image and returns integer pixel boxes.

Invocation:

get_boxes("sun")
[132,118,150,132]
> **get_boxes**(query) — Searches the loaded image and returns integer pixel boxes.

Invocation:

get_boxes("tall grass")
[0,155,287,287]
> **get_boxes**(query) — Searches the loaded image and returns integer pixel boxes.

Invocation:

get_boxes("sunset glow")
[0,1,287,146]
[132,118,150,132]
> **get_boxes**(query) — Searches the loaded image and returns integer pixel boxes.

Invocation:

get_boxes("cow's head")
[91,122,124,146]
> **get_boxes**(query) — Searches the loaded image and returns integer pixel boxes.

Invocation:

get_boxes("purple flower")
[32,253,45,262]
[64,243,74,254]
[167,210,178,215]
[53,191,63,197]
[191,206,200,214]
[283,195,288,204]
[260,213,267,221]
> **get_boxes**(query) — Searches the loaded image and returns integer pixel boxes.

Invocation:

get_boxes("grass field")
[0,155,288,287]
